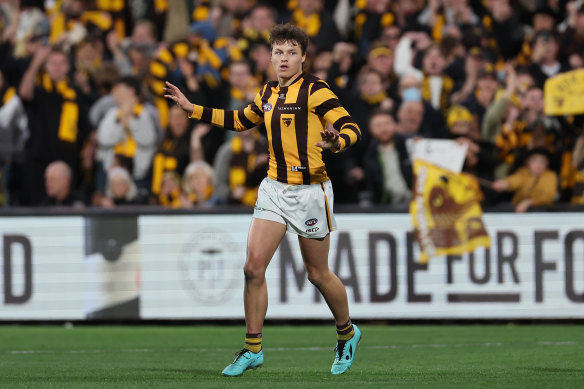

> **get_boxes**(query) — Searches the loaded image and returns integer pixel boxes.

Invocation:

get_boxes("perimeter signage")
[0,214,582,319]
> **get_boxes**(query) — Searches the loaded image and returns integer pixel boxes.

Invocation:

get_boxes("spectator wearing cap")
[19,46,91,206]
[366,42,398,97]
[95,75,158,193]
[493,147,558,213]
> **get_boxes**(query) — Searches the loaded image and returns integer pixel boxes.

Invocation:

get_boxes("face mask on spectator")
[402,87,422,102]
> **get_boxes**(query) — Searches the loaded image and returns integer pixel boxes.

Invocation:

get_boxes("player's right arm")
[164,81,264,131]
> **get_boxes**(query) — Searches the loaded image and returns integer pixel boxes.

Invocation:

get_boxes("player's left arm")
[309,81,361,152]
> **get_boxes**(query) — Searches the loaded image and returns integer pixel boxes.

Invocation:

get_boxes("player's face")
[271,41,305,86]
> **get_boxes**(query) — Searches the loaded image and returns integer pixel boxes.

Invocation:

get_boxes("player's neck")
[278,69,303,87]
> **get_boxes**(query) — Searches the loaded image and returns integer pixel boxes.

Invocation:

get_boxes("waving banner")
[410,159,490,263]
[544,69,584,116]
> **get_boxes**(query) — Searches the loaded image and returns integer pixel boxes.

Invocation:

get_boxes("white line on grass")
[5,341,579,355]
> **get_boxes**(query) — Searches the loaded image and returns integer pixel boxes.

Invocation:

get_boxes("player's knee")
[307,268,329,287]
[243,257,266,281]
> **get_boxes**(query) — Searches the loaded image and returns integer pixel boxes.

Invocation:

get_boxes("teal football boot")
[222,349,264,377]
[331,324,361,375]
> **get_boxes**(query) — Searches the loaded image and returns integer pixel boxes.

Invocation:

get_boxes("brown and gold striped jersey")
[189,72,361,184]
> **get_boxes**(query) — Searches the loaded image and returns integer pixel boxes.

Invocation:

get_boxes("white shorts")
[253,177,336,239]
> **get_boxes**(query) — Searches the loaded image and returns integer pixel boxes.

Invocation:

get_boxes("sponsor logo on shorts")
[306,227,320,233]
[291,166,307,172]
[305,218,318,226]
[263,103,273,112]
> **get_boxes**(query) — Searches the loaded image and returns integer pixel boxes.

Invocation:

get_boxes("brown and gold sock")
[336,319,354,341]
[245,333,262,353]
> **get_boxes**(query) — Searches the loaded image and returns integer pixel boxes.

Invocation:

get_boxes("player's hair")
[269,24,309,54]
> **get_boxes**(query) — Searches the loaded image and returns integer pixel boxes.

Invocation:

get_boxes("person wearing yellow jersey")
[164,24,361,376]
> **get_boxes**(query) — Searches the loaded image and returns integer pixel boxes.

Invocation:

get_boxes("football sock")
[336,319,354,341]
[245,333,262,353]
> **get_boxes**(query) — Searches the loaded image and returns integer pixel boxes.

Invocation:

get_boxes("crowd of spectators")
[0,0,583,213]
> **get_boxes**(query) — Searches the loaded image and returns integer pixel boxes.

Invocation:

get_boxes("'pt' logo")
[283,118,292,127]
[263,103,273,112]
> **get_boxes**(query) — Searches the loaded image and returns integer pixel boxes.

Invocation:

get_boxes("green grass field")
[0,324,582,388]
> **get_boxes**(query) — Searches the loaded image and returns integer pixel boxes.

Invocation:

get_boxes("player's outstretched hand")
[164,81,194,115]
[316,128,341,151]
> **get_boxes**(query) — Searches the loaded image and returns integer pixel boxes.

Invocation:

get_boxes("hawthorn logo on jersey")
[263,103,273,112]
[305,218,318,226]
[283,118,292,127]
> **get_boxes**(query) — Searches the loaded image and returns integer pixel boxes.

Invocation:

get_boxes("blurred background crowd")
[0,0,583,212]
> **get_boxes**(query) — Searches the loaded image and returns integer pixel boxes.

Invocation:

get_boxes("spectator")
[238,3,277,53]
[396,99,424,136]
[19,46,91,206]
[95,75,158,193]
[0,67,28,206]
[96,166,140,207]
[40,160,84,207]
[289,0,341,52]
[446,105,498,205]
[151,105,193,198]
[222,59,260,111]
[155,170,184,208]
[363,109,412,205]
[461,63,500,126]
[420,44,456,115]
[213,129,268,205]
[492,148,558,213]
[181,160,221,208]
[394,71,448,138]
[528,30,570,89]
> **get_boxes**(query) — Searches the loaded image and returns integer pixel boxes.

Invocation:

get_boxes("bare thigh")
[298,234,330,274]
[245,218,287,276]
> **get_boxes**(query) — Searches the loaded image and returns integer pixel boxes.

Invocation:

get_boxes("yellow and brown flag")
[544,69,584,116]
[410,160,490,263]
